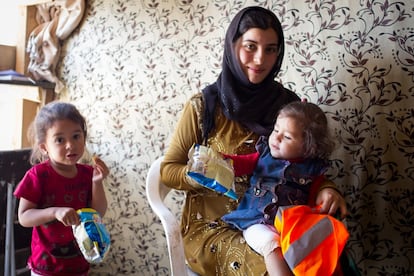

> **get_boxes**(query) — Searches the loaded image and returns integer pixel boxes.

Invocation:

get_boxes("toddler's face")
[268,116,304,160]
[40,119,86,167]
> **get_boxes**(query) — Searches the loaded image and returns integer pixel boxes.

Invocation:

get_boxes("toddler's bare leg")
[264,248,293,276]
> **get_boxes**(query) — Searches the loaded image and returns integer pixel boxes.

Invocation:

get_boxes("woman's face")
[235,27,279,84]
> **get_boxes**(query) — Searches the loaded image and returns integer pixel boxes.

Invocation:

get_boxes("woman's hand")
[316,187,348,218]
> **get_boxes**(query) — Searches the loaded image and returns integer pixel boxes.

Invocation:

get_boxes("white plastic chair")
[146,156,198,276]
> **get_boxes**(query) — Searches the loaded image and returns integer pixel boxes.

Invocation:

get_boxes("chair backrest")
[146,157,197,276]
[0,149,33,250]
[0,149,33,275]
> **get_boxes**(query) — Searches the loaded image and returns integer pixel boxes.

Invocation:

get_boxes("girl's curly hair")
[277,101,335,159]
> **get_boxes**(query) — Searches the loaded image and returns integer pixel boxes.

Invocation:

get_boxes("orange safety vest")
[274,205,349,276]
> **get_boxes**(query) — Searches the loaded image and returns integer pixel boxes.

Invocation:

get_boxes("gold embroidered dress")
[161,94,336,275]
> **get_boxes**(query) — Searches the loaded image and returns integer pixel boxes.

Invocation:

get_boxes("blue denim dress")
[222,137,328,230]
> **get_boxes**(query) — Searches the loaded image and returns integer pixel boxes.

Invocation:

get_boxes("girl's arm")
[91,156,109,216]
[17,198,80,227]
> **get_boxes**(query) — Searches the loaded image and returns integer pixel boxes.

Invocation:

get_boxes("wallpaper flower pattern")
[57,0,414,275]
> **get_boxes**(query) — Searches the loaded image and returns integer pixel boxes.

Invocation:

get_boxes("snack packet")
[72,208,111,263]
[187,144,237,200]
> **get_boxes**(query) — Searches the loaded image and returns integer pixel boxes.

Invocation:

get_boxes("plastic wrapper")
[72,208,111,264]
[187,144,237,200]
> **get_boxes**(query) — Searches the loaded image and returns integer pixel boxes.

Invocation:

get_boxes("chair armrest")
[146,157,191,276]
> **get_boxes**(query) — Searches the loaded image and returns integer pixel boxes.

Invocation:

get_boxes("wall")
[0,3,18,46]
[56,0,414,275]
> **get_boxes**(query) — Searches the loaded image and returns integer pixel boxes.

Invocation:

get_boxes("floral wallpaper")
[56,0,414,275]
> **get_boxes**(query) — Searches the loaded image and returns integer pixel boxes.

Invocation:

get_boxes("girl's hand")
[91,155,109,216]
[92,155,110,183]
[316,187,348,218]
[55,207,80,226]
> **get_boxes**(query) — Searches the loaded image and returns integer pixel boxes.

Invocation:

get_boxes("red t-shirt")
[14,160,93,276]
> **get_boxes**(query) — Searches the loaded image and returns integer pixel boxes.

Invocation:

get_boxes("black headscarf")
[202,6,299,143]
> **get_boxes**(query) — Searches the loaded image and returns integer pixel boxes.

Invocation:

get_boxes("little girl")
[222,101,337,275]
[14,101,109,276]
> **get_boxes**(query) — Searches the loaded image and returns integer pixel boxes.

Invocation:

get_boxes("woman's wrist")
[319,180,342,195]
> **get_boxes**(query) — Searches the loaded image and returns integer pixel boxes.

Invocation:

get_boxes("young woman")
[14,101,109,276]
[160,6,346,275]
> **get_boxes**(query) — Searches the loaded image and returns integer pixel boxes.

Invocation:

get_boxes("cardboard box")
[0,45,16,71]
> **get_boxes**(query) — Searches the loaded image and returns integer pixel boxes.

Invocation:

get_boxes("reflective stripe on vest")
[275,205,349,276]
